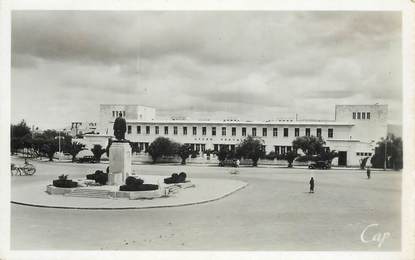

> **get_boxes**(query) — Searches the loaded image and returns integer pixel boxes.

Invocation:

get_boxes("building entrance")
[338,151,347,166]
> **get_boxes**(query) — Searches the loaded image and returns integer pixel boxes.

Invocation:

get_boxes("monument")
[108,114,132,186]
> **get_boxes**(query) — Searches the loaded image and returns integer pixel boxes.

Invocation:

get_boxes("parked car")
[219,159,239,167]
[308,160,331,170]
[77,156,97,163]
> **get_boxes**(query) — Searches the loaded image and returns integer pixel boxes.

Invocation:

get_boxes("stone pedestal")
[109,142,132,186]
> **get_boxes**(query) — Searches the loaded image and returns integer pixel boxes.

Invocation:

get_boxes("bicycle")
[11,161,36,176]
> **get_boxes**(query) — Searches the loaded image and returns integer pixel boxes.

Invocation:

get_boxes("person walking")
[366,167,371,179]
[309,177,315,193]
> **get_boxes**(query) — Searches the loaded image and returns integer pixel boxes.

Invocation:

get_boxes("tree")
[236,136,264,167]
[147,137,178,163]
[217,148,228,163]
[10,120,32,154]
[371,135,403,170]
[178,144,192,165]
[284,151,299,168]
[105,138,112,157]
[318,150,338,163]
[41,141,59,161]
[292,135,326,156]
[66,142,85,162]
[91,144,106,162]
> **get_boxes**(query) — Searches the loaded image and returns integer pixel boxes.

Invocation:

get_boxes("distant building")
[69,121,98,137]
[83,104,388,167]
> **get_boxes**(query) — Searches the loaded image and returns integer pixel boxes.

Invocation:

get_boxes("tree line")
[11,120,403,169]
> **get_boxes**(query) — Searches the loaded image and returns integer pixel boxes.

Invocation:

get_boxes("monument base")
[109,142,132,186]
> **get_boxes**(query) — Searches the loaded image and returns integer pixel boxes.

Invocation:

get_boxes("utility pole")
[58,130,61,153]
[384,136,388,170]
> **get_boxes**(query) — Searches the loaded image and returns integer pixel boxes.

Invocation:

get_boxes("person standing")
[309,177,315,193]
[366,167,371,179]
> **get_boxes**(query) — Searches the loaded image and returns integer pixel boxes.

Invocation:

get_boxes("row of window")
[356,152,372,156]
[352,112,371,120]
[274,146,293,155]
[127,125,334,138]
[112,111,125,117]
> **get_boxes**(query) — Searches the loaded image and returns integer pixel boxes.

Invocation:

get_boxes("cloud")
[11,11,402,129]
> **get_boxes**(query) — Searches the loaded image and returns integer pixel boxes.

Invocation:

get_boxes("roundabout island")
[12,175,247,209]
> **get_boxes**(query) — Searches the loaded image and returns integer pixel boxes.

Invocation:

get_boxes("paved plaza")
[10,158,401,251]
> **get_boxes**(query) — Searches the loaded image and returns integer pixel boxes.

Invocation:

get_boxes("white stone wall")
[99,104,155,135]
[335,104,388,143]
[86,104,389,166]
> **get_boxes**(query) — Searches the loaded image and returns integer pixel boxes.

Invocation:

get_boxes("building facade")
[84,104,388,167]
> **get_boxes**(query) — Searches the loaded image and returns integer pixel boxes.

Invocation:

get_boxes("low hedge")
[164,172,187,184]
[52,179,78,188]
[86,170,108,185]
[119,176,158,191]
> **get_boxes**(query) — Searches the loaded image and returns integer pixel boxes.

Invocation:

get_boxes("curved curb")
[11,183,248,210]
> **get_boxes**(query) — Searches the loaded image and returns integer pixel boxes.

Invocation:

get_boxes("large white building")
[84,104,388,167]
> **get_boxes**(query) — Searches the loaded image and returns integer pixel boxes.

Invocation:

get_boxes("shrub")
[119,183,158,191]
[164,172,186,184]
[52,175,77,188]
[178,172,187,182]
[86,170,108,185]
[119,177,157,191]
[125,176,137,186]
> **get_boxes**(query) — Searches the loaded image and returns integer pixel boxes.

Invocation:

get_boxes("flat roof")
[117,120,354,126]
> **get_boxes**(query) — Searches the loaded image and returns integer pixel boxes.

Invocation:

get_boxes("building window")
[295,128,299,137]
[136,126,141,134]
[201,144,206,152]
[281,146,286,154]
[173,126,178,135]
[183,127,187,135]
[127,125,131,134]
[367,112,370,119]
[222,127,226,136]
[273,128,278,137]
[164,126,168,135]
[262,128,267,137]
[252,128,257,136]
[193,127,197,135]
[357,112,361,119]
[155,126,159,135]
[283,128,289,137]
[275,146,280,155]
[353,112,356,119]
[362,112,366,119]
[232,127,236,136]
[212,127,216,136]
[287,146,292,152]
[328,128,333,138]
[214,144,219,151]
[202,127,206,136]
[112,111,115,117]
[242,127,246,136]
[146,126,150,134]
[306,128,310,137]
[316,128,321,137]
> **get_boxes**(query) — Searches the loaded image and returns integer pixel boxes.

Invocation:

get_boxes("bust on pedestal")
[108,114,131,186]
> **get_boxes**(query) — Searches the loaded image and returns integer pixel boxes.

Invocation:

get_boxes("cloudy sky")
[11,11,402,129]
